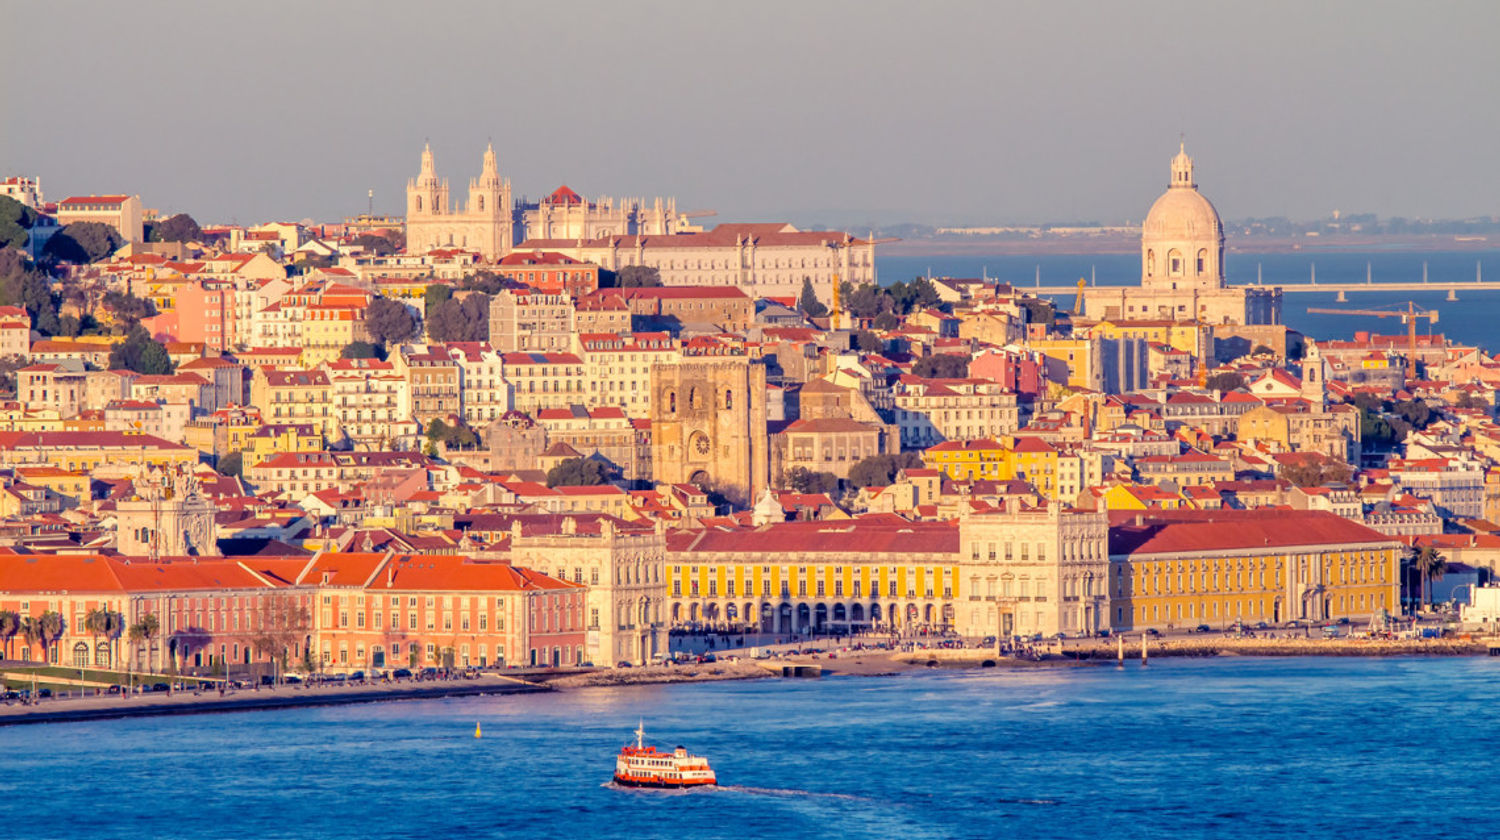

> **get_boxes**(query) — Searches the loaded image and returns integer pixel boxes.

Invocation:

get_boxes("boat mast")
[635,719,644,750]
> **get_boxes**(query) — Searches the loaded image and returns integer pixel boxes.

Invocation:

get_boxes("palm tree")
[0,610,20,660]
[35,611,64,664]
[128,613,160,673]
[1414,545,1448,609]
[84,608,108,670]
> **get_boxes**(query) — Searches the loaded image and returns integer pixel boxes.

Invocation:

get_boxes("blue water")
[879,249,1500,351]
[5,657,1498,838]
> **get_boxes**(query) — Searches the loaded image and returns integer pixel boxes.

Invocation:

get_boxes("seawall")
[0,676,549,727]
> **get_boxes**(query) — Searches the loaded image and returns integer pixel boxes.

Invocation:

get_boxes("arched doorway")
[924,604,935,624]
[671,603,682,623]
[94,642,112,667]
[814,603,828,632]
[73,642,89,668]
[689,470,710,490]
[941,604,955,631]
[833,603,847,623]
[778,603,792,634]
[850,603,865,623]
[907,604,920,626]
[796,604,811,634]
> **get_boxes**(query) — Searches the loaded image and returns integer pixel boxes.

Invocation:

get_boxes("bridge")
[1020,279,1500,302]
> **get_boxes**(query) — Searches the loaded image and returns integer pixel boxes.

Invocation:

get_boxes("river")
[4,657,1496,838]
[878,249,1500,351]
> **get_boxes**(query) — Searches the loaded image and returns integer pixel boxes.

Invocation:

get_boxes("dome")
[1143,187,1223,241]
[1140,143,1225,289]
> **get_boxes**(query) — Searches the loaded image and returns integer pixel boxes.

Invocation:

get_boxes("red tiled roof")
[1109,509,1395,556]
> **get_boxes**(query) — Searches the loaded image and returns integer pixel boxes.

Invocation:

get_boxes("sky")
[5,1,1498,228]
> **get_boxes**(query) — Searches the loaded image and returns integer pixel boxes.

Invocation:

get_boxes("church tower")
[407,142,449,219]
[1301,340,1327,410]
[650,356,769,507]
[467,143,513,257]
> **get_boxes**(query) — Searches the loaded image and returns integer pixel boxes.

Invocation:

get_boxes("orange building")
[496,250,599,297]
[0,550,586,676]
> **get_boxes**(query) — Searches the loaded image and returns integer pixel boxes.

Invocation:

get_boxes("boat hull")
[613,775,717,789]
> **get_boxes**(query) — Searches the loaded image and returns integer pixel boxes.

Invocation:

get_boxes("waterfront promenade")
[0,674,548,726]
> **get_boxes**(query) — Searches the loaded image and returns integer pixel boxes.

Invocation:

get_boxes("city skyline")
[4,1,1498,226]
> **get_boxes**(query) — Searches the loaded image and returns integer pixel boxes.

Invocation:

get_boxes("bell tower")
[407,142,448,219]
[467,142,513,257]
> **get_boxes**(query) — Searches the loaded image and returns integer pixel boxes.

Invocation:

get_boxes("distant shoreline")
[880,234,1497,259]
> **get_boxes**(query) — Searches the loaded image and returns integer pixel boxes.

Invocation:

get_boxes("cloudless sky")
[4,1,1497,227]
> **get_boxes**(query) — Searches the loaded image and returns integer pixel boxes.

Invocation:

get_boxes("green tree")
[151,213,202,243]
[246,594,310,684]
[872,311,901,331]
[340,340,385,360]
[109,325,174,375]
[798,277,828,318]
[127,613,160,673]
[1411,545,1447,609]
[0,196,39,249]
[847,452,924,488]
[426,293,491,343]
[365,297,420,346]
[0,609,20,659]
[844,282,890,319]
[854,330,883,352]
[24,610,65,663]
[458,270,505,294]
[423,283,453,317]
[353,233,398,256]
[786,467,840,495]
[913,354,971,379]
[0,249,61,335]
[84,608,125,669]
[546,457,615,487]
[425,418,479,449]
[42,222,123,263]
[1205,372,1246,392]
[616,265,662,288]
[216,451,243,478]
[102,290,158,327]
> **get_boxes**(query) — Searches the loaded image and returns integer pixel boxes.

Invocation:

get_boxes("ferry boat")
[613,722,717,789]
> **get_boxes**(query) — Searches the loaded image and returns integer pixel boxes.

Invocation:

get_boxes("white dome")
[1143,187,1223,241]
[1140,143,1225,289]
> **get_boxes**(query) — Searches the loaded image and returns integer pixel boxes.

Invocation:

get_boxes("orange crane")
[1305,301,1438,380]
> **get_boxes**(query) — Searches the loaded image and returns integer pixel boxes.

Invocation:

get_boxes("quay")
[0,675,549,727]
[1019,280,1500,299]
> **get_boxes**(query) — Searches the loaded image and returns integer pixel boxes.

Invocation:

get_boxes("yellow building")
[249,369,337,438]
[0,431,196,472]
[242,423,325,472]
[1029,338,1100,392]
[1108,509,1400,630]
[923,439,1006,481]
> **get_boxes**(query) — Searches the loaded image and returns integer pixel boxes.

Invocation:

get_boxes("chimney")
[1133,513,1144,527]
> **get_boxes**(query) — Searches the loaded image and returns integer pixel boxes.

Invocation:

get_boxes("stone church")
[404,144,696,260]
[650,355,769,507]
[1082,144,1281,325]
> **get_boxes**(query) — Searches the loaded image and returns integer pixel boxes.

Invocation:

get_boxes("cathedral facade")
[1083,145,1281,325]
[404,145,694,260]
[650,355,769,508]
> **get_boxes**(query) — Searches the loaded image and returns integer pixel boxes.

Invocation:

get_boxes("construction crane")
[1305,301,1438,380]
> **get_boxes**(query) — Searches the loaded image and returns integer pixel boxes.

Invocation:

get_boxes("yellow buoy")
[474,722,482,739]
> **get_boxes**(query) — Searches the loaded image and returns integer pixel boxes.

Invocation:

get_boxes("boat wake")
[996,797,1062,806]
[712,785,871,802]
[601,781,868,801]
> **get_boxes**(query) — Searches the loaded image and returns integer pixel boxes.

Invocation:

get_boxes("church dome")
[1140,143,1225,288]
[1143,143,1222,240]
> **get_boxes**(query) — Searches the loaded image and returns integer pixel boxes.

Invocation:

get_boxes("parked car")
[1095,629,1112,638]
[615,661,634,668]
[151,682,170,692]
[392,668,413,681]
[1145,628,1161,637]
[1194,624,1211,633]
[282,675,302,685]
[349,671,365,682]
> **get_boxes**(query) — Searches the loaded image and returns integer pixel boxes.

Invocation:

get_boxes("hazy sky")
[5,1,1497,228]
